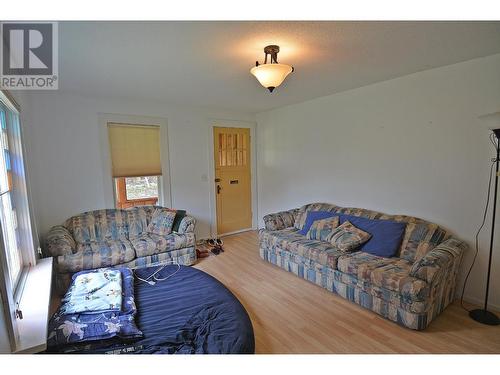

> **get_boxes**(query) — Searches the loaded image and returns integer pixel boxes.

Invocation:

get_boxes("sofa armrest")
[177,215,196,234]
[409,237,467,285]
[45,225,76,257]
[263,208,299,231]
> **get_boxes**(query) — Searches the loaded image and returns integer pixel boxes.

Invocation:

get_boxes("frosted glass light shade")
[250,63,293,92]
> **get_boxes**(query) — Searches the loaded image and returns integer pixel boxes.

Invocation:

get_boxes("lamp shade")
[250,63,293,92]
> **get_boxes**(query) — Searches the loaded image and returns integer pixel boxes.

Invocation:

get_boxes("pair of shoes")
[207,238,223,248]
[211,247,222,255]
[208,238,224,255]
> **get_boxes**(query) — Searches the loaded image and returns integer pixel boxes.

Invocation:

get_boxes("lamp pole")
[469,129,500,325]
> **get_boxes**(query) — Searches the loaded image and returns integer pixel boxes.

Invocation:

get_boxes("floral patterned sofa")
[46,206,196,293]
[260,202,467,330]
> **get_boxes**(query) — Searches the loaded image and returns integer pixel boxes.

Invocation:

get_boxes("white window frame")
[0,91,37,284]
[98,113,172,209]
[0,90,39,352]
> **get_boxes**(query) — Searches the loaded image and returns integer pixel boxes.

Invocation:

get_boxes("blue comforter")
[64,265,255,354]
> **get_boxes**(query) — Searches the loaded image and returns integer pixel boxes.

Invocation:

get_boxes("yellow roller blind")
[108,123,162,178]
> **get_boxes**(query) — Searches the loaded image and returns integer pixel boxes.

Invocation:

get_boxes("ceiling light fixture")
[250,45,294,93]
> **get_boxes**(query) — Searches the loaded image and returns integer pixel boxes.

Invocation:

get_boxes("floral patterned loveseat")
[46,206,196,292]
[259,202,467,330]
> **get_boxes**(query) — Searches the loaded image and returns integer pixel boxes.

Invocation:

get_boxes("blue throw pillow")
[338,214,406,258]
[47,267,142,350]
[298,210,338,236]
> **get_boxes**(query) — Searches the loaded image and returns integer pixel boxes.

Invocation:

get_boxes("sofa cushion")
[131,232,196,258]
[325,221,371,252]
[338,214,406,258]
[56,239,136,273]
[399,221,448,263]
[126,206,153,239]
[370,259,429,300]
[337,252,395,282]
[260,228,344,268]
[67,209,128,243]
[147,208,176,236]
[306,216,339,241]
[299,210,338,235]
[336,252,430,300]
[334,266,430,308]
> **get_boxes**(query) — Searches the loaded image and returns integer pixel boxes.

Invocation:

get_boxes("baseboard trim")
[461,294,500,312]
[218,228,255,237]
[197,228,256,243]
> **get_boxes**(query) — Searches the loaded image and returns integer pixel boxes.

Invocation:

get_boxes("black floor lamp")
[470,122,500,326]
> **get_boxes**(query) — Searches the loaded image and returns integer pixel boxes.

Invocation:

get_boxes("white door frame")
[97,113,172,209]
[208,119,258,238]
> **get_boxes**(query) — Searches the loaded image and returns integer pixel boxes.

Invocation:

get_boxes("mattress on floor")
[49,265,255,354]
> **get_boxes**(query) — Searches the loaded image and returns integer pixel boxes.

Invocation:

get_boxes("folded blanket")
[47,267,142,351]
[60,269,122,314]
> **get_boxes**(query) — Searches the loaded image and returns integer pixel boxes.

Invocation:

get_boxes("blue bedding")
[53,265,255,354]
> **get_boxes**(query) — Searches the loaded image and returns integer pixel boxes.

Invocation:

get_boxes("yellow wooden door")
[214,127,252,235]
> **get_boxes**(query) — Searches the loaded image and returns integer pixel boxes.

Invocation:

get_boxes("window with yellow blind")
[107,123,162,209]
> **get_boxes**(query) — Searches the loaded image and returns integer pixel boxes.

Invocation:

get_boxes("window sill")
[14,257,53,353]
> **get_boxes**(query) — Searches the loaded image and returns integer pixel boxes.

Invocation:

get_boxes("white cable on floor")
[133,263,181,286]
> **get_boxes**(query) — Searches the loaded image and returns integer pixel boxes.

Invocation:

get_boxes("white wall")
[256,53,500,309]
[18,91,255,240]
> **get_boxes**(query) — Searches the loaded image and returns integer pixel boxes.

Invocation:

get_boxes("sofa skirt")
[259,246,454,330]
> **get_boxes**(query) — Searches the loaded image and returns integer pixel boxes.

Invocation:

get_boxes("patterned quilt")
[59,269,122,315]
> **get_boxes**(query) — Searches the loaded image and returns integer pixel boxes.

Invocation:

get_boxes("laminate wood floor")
[194,230,500,354]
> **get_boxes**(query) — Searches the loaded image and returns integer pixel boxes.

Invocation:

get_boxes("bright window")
[0,103,22,289]
[114,176,160,209]
[124,176,159,200]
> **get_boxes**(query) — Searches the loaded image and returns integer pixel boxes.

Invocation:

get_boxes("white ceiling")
[58,21,500,113]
